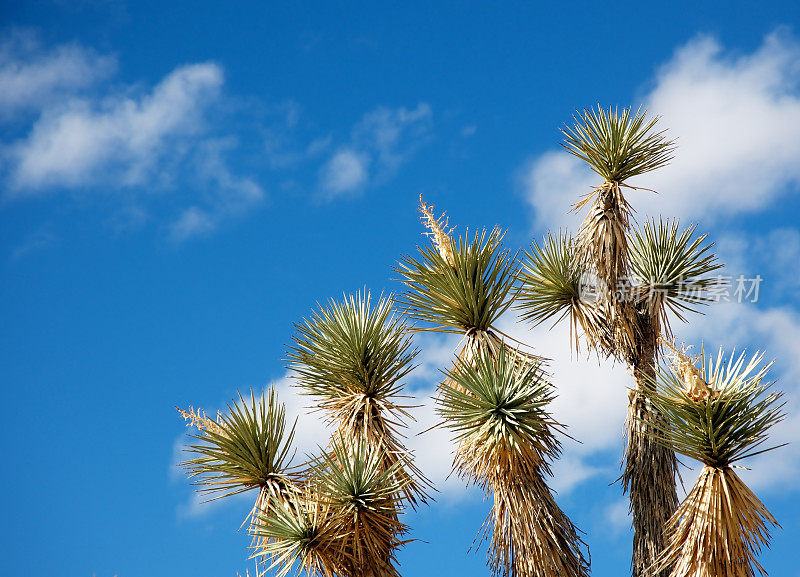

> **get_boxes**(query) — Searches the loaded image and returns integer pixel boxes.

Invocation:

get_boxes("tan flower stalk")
[419,194,456,266]
[177,406,222,434]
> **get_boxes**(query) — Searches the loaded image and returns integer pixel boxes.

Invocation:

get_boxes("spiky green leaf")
[629,218,723,334]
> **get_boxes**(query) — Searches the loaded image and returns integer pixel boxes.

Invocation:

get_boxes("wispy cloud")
[10,226,57,260]
[319,103,433,199]
[7,62,224,192]
[169,138,266,241]
[522,29,800,230]
[0,28,116,121]
[319,148,370,197]
[1,32,265,241]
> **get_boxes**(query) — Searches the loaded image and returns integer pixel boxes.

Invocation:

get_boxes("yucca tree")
[179,290,425,577]
[516,106,723,577]
[645,341,785,577]
[398,198,585,576]
[437,348,589,577]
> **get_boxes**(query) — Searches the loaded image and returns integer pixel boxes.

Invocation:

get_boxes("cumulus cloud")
[522,29,800,230]
[319,103,432,199]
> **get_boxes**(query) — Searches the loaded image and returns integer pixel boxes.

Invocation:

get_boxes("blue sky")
[2,2,800,576]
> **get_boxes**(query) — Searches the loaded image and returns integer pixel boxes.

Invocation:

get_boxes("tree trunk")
[622,318,679,577]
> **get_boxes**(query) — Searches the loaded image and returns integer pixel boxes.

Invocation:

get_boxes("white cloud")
[319,103,432,200]
[168,139,265,241]
[319,148,370,197]
[1,33,268,241]
[10,227,57,260]
[169,207,218,242]
[521,152,595,232]
[717,227,800,298]
[522,30,800,230]
[8,62,223,192]
[0,29,116,120]
[352,103,432,177]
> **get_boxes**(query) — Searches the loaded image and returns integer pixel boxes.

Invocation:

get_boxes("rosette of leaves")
[252,486,343,577]
[178,387,298,546]
[562,105,675,293]
[398,197,542,376]
[437,348,589,577]
[287,290,429,506]
[646,342,785,577]
[253,438,411,577]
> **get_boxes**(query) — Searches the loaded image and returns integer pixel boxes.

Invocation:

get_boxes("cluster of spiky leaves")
[561,106,675,184]
[644,344,785,577]
[253,439,411,577]
[287,290,429,506]
[398,198,543,379]
[515,231,611,354]
[438,351,557,481]
[649,344,785,470]
[253,486,342,577]
[397,220,516,335]
[629,219,723,337]
[437,348,589,577]
[180,388,298,512]
[516,221,719,360]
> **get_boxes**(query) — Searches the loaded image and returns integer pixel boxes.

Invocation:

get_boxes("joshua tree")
[646,341,785,577]
[398,198,589,577]
[515,106,722,577]
[173,111,788,577]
